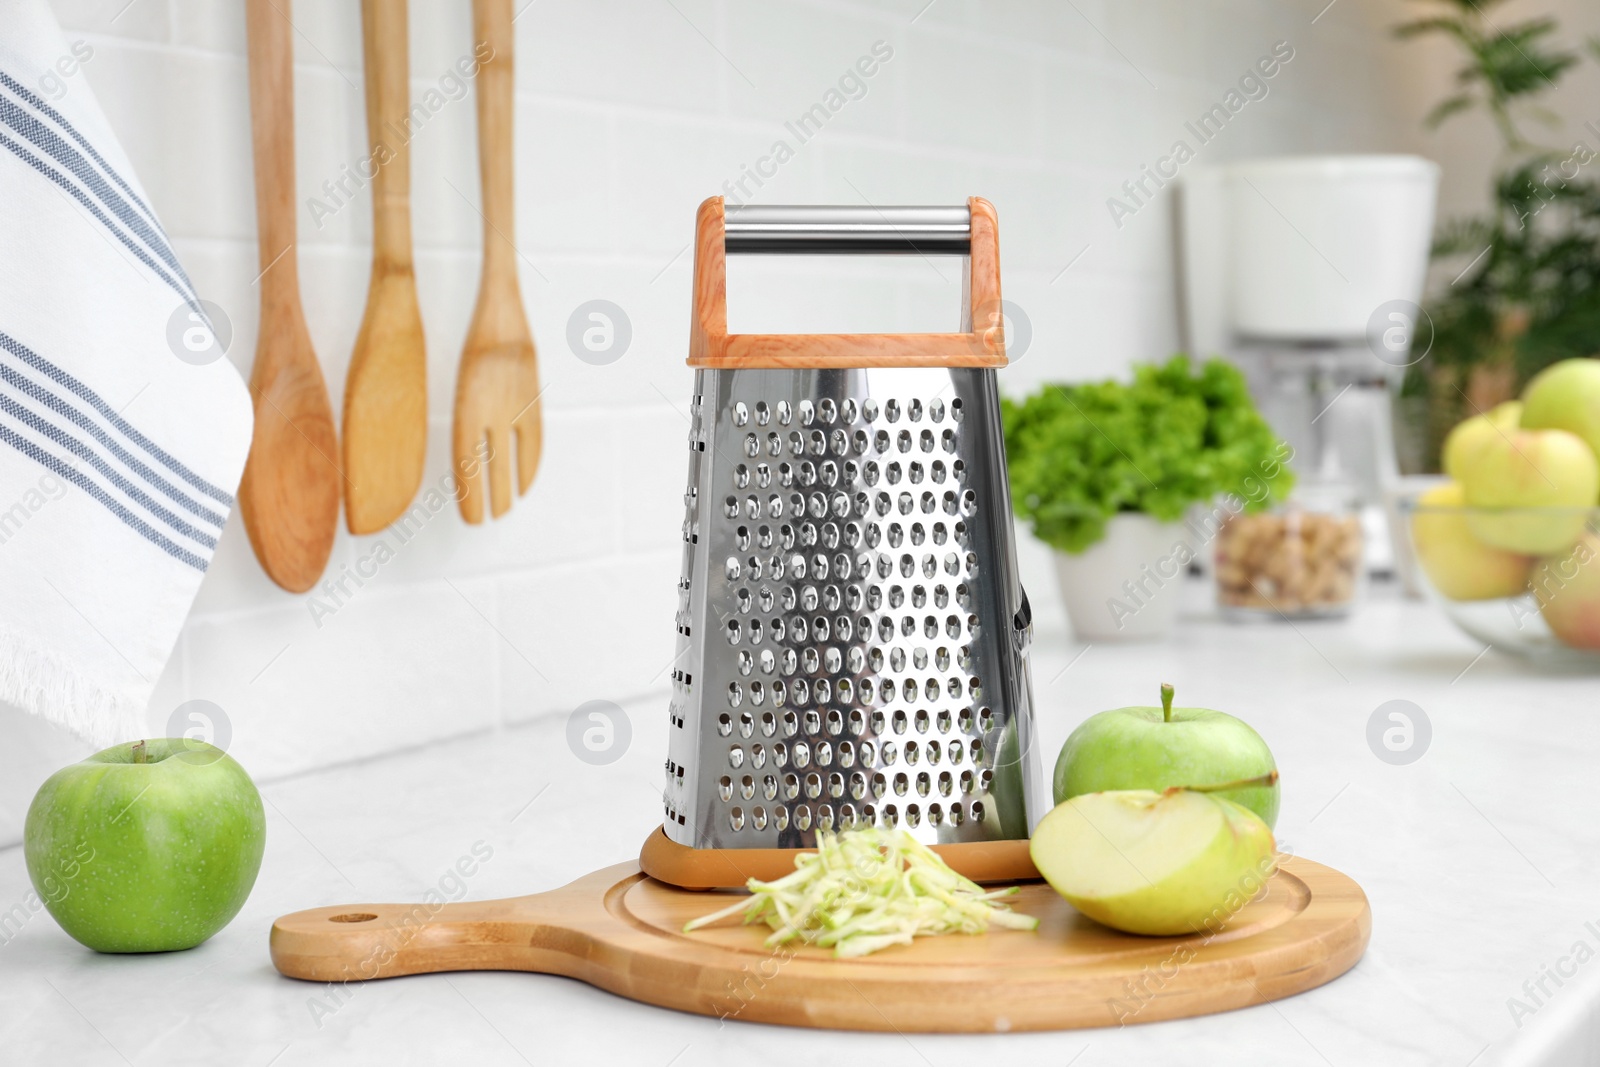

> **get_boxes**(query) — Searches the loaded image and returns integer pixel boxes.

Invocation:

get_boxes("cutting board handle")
[270,886,592,983]
[687,196,1007,370]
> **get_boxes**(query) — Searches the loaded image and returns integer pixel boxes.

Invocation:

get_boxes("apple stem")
[132,740,147,765]
[1160,683,1174,723]
[1164,771,1279,796]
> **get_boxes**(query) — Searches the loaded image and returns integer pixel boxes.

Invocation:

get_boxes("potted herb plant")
[1395,1,1600,467]
[1003,355,1295,641]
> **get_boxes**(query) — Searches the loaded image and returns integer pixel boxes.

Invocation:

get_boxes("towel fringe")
[0,625,147,747]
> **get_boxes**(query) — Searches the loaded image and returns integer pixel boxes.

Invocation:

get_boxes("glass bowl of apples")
[1403,491,1600,664]
[1405,359,1600,664]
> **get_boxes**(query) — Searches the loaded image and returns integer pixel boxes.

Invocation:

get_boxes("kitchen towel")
[0,0,252,744]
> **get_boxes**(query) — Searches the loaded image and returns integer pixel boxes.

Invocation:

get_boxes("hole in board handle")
[329,912,379,923]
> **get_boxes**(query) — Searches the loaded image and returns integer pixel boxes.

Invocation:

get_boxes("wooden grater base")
[637,825,1040,889]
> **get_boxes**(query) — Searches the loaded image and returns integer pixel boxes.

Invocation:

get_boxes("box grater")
[654,197,1039,879]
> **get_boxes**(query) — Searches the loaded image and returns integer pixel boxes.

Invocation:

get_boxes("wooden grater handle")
[687,196,1007,370]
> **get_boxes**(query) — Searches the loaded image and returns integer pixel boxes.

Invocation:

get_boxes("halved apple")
[1030,784,1277,937]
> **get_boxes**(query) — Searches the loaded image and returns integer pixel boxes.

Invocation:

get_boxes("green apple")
[1030,776,1279,936]
[1532,531,1600,650]
[24,739,266,953]
[1459,427,1599,553]
[1053,684,1278,828]
[1410,481,1534,600]
[1522,358,1600,460]
[1443,400,1522,480]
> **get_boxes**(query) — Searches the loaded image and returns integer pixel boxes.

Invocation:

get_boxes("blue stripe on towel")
[0,331,235,509]
[0,422,207,570]
[0,130,197,310]
[0,95,192,296]
[0,361,225,528]
[0,70,163,233]
[0,392,218,548]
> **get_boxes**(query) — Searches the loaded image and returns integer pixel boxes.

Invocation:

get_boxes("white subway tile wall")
[0,0,1412,846]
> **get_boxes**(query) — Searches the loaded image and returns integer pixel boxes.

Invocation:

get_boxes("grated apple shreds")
[681,827,1039,958]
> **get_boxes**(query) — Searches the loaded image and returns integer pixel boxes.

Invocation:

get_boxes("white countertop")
[2,582,1597,1067]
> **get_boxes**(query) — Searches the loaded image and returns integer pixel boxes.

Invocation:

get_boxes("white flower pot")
[1052,514,1191,641]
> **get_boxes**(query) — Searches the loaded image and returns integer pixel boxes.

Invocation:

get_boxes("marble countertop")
[2,583,1596,1067]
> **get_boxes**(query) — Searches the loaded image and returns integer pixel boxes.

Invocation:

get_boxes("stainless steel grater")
[660,198,1039,861]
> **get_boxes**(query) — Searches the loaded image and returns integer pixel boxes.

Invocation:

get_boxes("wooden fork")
[454,0,541,523]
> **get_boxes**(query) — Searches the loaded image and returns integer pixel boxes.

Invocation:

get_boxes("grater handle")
[688,195,1006,370]
[723,205,970,255]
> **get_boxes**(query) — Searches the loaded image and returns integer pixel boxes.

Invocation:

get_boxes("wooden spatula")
[241,0,340,593]
[453,0,541,523]
[344,0,427,534]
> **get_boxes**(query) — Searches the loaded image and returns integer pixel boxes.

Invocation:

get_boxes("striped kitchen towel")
[0,0,252,743]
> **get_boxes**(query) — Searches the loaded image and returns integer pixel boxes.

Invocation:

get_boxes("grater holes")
[874,429,890,453]
[884,804,899,828]
[796,805,813,832]
[761,711,777,737]
[861,398,879,421]
[799,461,816,487]
[908,399,923,422]
[863,461,880,486]
[739,712,754,738]
[938,771,954,797]
[763,773,778,799]
[942,429,957,453]
[799,400,815,425]
[739,651,753,676]
[744,433,759,458]
[897,430,912,453]
[788,432,803,456]
[916,772,931,798]
[893,772,908,796]
[750,680,765,706]
[840,398,858,422]
[914,709,931,733]
[772,679,787,706]
[718,711,734,734]
[760,648,776,674]
[774,742,789,768]
[740,774,755,800]
[817,744,834,769]
[752,806,768,831]
[734,402,750,427]
[960,769,976,794]
[755,401,770,426]
[775,807,790,831]
[905,741,920,766]
[972,801,986,823]
[929,399,945,423]
[931,461,947,484]
[949,803,965,826]
[719,776,733,802]
[729,745,744,768]
[729,807,745,832]
[818,398,836,423]
[920,429,935,453]
[820,461,839,488]
[734,466,749,490]
[909,463,924,486]
[777,400,793,425]
[783,773,800,799]
[928,803,943,827]
[725,558,741,582]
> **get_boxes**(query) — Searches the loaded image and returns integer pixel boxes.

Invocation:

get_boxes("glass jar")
[1214,480,1365,620]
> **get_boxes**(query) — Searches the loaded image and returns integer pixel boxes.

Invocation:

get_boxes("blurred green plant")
[1002,356,1294,554]
[1396,0,1600,445]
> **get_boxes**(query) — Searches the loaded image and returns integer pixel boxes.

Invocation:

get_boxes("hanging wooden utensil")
[344,0,427,534]
[454,0,542,523]
[241,0,341,592]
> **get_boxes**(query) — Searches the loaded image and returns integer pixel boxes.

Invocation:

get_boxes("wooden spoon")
[454,0,541,523]
[241,0,341,593]
[344,0,427,534]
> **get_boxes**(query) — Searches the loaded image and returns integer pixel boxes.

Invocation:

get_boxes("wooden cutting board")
[270,854,1369,1031]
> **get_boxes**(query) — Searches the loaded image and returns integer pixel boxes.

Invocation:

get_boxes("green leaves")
[1002,356,1294,555]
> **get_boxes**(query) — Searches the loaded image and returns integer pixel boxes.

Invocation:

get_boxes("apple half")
[1030,778,1278,937]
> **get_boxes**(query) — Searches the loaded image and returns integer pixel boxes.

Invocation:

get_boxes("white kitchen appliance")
[1177,155,1440,576]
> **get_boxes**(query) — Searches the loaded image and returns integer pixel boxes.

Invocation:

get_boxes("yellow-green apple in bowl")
[1443,399,1521,479]
[1459,427,1598,553]
[24,739,266,953]
[1522,358,1600,459]
[1532,531,1600,650]
[1052,685,1278,829]
[1030,775,1279,936]
[1410,482,1534,600]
